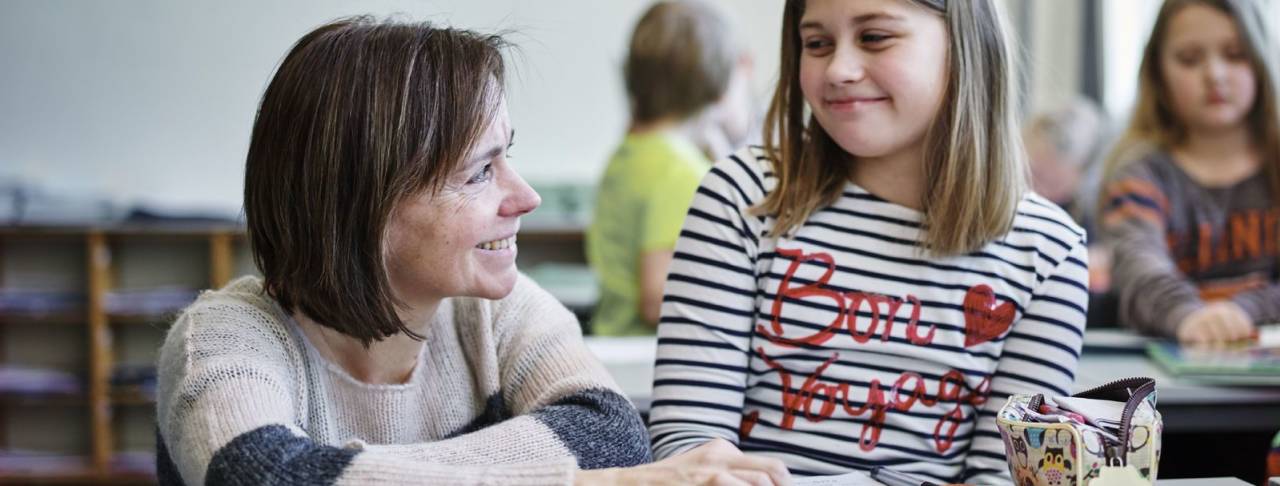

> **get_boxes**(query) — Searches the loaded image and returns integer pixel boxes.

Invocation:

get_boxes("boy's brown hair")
[625,0,739,124]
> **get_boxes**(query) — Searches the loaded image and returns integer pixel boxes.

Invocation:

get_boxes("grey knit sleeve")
[1101,161,1204,336]
[156,292,577,486]
[493,274,654,469]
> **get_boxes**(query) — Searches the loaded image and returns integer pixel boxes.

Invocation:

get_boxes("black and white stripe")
[648,147,1088,484]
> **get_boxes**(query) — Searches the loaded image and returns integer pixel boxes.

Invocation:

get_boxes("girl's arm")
[1230,283,1280,325]
[962,236,1090,483]
[1102,165,1205,336]
[648,153,766,459]
[639,157,709,325]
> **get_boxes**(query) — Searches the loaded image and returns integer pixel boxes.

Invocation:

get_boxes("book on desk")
[1146,324,1280,386]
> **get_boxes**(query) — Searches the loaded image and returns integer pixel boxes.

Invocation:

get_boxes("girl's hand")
[1176,301,1256,346]
[574,439,792,486]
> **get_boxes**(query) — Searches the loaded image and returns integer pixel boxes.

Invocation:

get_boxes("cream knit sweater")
[156,275,650,485]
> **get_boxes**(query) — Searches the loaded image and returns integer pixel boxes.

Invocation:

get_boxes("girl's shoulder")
[702,145,776,206]
[1009,192,1089,252]
[1106,148,1178,185]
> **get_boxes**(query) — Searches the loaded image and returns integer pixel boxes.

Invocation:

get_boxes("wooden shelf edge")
[0,388,155,408]
[0,469,155,485]
[0,311,86,325]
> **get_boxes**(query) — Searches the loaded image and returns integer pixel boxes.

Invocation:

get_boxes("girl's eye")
[1175,51,1202,67]
[467,163,494,185]
[803,37,833,54]
[860,33,891,45]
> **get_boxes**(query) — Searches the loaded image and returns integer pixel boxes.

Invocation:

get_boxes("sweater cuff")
[1230,292,1266,324]
[1161,302,1200,338]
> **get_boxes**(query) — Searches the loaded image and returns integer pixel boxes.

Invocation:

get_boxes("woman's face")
[1159,3,1257,134]
[384,102,540,306]
[797,0,949,160]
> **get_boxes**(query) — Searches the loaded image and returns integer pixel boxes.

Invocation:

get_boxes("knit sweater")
[156,275,651,485]
[1102,150,1280,336]
[648,149,1089,484]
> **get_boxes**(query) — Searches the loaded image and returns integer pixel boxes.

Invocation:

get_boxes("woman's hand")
[574,439,792,486]
[1176,301,1256,346]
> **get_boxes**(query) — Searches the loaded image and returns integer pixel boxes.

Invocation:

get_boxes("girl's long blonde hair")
[759,0,1027,257]
[1101,0,1280,200]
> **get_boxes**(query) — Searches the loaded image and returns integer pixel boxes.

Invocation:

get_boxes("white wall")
[1100,0,1163,121]
[0,0,783,214]
[1024,0,1085,114]
[1100,0,1280,121]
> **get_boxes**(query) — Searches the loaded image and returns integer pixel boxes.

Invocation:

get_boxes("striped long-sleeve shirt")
[157,275,650,485]
[648,148,1089,484]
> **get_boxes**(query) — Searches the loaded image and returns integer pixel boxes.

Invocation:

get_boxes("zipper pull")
[1105,443,1125,466]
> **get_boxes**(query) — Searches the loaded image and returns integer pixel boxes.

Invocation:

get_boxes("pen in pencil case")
[870,466,941,486]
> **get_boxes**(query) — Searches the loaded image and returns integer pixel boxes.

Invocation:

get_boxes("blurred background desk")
[586,330,1280,482]
[1075,331,1280,434]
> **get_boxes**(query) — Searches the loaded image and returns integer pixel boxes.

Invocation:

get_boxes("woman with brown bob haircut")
[155,16,790,486]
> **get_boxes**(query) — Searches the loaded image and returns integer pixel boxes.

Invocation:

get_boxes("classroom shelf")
[0,392,86,408]
[0,453,156,485]
[0,388,154,408]
[0,311,86,326]
[0,224,243,485]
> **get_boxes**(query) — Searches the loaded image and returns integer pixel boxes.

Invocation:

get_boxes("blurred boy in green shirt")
[587,0,751,336]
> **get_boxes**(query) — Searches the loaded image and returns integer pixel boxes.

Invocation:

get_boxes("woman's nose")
[498,167,541,217]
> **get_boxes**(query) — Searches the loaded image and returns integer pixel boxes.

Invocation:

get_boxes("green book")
[1147,340,1280,386]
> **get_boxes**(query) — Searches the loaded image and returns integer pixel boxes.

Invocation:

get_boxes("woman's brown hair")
[244,16,508,346]
[1101,0,1280,204]
[759,0,1027,256]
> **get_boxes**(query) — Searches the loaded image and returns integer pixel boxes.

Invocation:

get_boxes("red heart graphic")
[963,284,1015,347]
[740,410,760,440]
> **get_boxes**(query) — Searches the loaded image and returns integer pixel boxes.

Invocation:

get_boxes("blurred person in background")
[1100,0,1280,346]
[1025,99,1119,325]
[587,0,754,336]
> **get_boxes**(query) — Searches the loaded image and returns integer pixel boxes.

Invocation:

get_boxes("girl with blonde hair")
[648,0,1088,483]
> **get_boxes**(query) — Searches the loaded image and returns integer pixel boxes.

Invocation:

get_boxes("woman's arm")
[489,274,654,469]
[157,307,577,486]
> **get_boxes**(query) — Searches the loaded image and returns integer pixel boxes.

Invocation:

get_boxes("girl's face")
[798,0,949,160]
[1160,3,1257,134]
[384,101,541,306]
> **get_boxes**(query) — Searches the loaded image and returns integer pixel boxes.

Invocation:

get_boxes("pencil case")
[995,377,1161,485]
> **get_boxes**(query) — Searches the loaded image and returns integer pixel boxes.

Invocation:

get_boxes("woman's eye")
[467,163,494,184]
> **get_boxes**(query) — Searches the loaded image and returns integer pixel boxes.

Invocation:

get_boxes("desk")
[585,333,1280,434]
[1074,352,1280,433]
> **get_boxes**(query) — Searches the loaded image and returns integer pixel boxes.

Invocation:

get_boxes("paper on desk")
[1259,323,1280,348]
[1049,396,1125,425]
[795,470,882,485]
